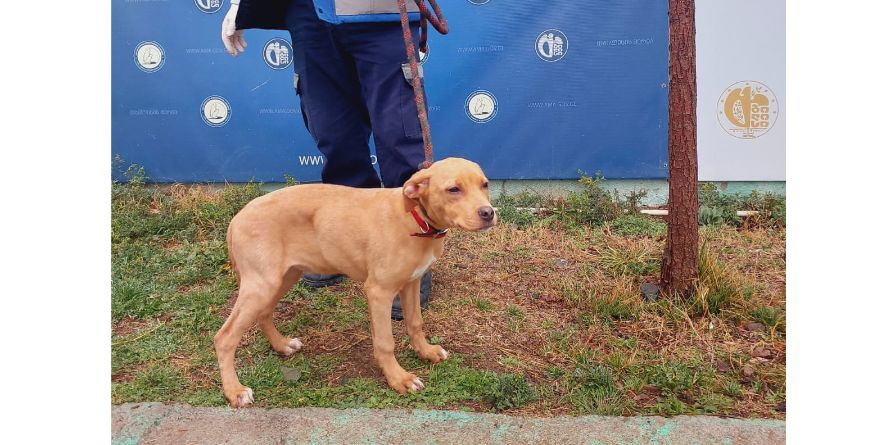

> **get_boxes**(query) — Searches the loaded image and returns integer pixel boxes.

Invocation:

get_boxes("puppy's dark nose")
[478,206,495,222]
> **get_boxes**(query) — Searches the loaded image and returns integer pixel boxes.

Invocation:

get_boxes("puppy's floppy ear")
[403,168,432,200]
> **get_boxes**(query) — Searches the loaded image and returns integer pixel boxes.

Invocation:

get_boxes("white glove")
[221,4,247,57]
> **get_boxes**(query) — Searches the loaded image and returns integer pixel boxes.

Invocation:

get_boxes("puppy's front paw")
[388,372,425,395]
[225,386,254,408]
[417,344,449,364]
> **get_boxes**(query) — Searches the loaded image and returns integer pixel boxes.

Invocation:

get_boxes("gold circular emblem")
[717,81,779,139]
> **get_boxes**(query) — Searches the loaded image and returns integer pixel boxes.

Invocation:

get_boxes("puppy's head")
[403,158,496,231]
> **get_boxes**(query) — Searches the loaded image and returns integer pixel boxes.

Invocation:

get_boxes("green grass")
[599,243,659,277]
[492,177,785,231]
[483,373,537,411]
[472,298,493,312]
[606,214,667,237]
[751,305,786,331]
[579,298,637,324]
[698,183,786,228]
[694,242,744,316]
[557,349,732,416]
[113,363,189,401]
[227,354,503,410]
[565,357,628,415]
[112,171,785,417]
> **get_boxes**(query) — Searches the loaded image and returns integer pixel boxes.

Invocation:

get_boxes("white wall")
[696,0,786,181]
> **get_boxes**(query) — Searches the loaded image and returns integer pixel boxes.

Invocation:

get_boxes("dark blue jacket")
[235,0,290,30]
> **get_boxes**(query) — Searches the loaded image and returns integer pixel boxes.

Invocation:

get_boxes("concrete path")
[112,403,785,445]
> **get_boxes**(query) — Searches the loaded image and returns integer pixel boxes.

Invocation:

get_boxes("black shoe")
[301,273,345,288]
[391,271,432,320]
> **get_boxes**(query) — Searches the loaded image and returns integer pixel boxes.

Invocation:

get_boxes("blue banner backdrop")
[112,0,669,182]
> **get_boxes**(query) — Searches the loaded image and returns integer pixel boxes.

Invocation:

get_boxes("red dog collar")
[410,207,448,239]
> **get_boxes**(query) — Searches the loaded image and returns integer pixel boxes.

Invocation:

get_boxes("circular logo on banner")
[263,38,293,70]
[717,81,779,139]
[201,96,231,127]
[134,41,165,73]
[536,29,568,62]
[194,0,223,14]
[466,0,491,5]
[465,90,498,123]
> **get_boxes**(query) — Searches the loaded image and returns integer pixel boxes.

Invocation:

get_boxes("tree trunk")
[661,0,699,295]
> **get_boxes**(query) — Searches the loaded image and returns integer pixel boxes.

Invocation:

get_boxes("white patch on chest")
[410,254,437,281]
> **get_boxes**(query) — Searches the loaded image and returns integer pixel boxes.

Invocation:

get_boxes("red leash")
[397,0,448,170]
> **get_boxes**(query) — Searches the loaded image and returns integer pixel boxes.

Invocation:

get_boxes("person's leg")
[334,21,427,188]
[286,1,380,287]
[286,0,381,189]
[336,21,432,316]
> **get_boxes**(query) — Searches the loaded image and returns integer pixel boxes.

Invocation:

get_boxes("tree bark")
[661,0,699,295]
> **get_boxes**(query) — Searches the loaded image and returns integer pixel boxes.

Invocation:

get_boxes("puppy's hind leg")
[214,275,287,408]
[260,269,304,356]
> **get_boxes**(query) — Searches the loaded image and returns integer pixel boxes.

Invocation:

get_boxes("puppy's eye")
[482,182,489,189]
[447,186,461,194]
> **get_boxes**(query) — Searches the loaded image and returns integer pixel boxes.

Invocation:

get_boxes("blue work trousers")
[286,0,426,188]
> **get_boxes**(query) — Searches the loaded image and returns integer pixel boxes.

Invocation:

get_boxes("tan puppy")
[214,157,496,407]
